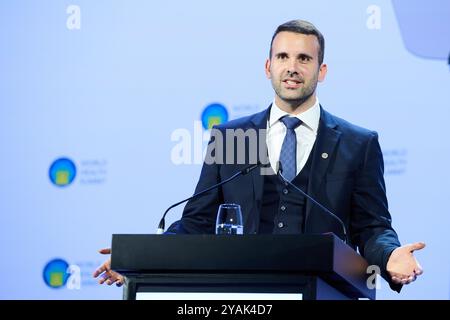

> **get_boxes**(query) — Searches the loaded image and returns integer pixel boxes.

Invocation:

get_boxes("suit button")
[278,222,284,228]
[282,189,289,195]
[280,205,286,211]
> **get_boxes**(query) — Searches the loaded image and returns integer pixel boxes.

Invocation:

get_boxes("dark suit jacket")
[168,105,402,291]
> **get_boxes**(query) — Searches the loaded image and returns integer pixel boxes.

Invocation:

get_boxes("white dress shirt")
[266,98,321,175]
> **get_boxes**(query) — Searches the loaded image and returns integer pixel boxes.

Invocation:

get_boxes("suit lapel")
[244,106,270,231]
[305,107,341,222]
[249,106,271,203]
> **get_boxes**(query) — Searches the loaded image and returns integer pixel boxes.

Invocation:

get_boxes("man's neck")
[274,94,317,115]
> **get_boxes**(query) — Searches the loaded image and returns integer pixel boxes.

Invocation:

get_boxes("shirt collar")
[268,97,321,133]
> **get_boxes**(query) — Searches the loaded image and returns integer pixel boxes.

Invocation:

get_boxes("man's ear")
[318,63,327,82]
[265,58,271,79]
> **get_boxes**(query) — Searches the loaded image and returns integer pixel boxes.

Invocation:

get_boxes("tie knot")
[280,116,302,130]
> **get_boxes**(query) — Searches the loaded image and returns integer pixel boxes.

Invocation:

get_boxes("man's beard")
[273,78,318,107]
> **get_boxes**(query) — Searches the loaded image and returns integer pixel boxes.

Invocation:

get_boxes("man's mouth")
[282,79,303,88]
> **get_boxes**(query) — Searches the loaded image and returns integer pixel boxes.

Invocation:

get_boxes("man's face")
[265,31,327,110]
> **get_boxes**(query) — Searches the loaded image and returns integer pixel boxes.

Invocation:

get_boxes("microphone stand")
[156,162,262,234]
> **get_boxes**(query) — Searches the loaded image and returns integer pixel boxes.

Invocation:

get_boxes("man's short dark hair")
[269,20,325,65]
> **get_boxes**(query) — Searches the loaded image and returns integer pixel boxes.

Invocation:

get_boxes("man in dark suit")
[94,20,424,291]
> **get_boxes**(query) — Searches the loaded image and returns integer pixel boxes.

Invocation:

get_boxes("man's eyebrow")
[297,53,313,60]
[274,52,314,60]
[274,51,288,56]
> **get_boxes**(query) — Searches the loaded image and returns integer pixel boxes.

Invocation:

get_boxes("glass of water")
[215,203,243,235]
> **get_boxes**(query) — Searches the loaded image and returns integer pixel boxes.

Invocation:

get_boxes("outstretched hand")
[387,242,425,285]
[92,248,124,287]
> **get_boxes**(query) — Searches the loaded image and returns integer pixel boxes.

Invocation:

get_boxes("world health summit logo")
[201,103,229,130]
[49,158,76,187]
[43,259,69,288]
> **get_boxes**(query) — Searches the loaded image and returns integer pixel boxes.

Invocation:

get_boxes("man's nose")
[286,59,299,76]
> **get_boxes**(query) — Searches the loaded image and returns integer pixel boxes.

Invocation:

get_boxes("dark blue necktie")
[279,116,302,181]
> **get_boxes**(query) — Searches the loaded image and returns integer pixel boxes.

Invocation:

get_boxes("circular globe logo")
[201,103,229,130]
[49,158,76,187]
[43,259,69,288]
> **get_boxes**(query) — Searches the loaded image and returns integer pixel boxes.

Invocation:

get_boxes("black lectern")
[111,233,375,300]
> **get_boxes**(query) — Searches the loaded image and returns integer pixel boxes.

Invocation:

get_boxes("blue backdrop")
[1,0,449,299]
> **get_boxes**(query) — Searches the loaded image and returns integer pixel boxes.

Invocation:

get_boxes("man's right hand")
[93,248,124,287]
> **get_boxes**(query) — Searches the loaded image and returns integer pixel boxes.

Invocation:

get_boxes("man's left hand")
[387,242,425,285]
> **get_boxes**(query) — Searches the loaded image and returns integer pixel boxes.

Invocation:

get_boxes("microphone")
[156,162,263,234]
[276,162,348,244]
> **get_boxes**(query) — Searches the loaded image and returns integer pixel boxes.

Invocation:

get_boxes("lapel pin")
[321,152,328,159]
